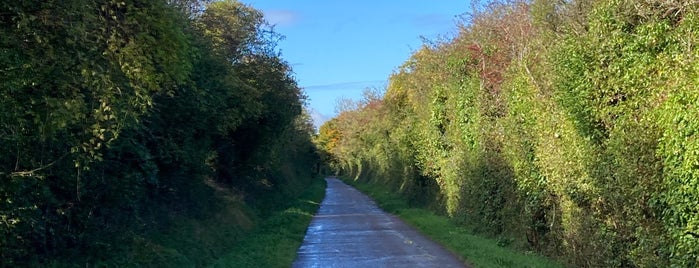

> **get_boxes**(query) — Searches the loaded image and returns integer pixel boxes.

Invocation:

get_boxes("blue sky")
[241,1,468,127]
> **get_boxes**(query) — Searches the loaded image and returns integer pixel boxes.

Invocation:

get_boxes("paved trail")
[293,177,467,268]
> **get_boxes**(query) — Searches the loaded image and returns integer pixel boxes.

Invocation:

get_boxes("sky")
[240,1,469,128]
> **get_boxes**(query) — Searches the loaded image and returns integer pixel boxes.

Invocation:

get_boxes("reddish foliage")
[459,2,534,97]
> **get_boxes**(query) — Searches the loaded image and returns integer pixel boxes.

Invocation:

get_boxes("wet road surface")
[292,177,467,268]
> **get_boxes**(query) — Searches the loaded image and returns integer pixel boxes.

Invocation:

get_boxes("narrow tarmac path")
[293,177,467,268]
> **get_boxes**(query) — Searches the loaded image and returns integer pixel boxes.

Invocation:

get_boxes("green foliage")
[553,1,699,266]
[211,178,325,268]
[1,0,320,265]
[652,11,699,267]
[319,0,699,266]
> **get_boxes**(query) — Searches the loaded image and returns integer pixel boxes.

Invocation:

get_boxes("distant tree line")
[318,0,699,266]
[1,0,319,265]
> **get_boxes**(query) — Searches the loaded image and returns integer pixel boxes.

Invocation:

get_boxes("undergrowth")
[44,177,325,267]
[210,178,326,268]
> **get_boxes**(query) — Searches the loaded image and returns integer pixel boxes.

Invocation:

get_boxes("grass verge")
[342,178,562,268]
[210,178,326,268]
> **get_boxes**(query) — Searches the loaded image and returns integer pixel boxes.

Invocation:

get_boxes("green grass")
[210,178,326,268]
[343,178,563,268]
[45,178,326,267]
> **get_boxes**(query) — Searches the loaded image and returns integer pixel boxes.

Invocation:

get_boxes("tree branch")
[10,153,68,178]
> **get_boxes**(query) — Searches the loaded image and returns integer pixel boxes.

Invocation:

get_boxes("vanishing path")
[293,177,467,268]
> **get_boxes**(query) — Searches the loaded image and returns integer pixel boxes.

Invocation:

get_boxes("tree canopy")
[1,0,319,265]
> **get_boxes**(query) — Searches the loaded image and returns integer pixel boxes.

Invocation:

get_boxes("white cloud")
[264,9,298,27]
[308,107,331,131]
[304,80,386,91]
[412,13,455,28]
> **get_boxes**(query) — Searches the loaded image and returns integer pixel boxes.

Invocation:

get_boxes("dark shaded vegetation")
[1,0,321,266]
[211,178,325,268]
[318,0,699,266]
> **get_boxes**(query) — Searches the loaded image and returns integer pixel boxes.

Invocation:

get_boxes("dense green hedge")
[1,0,319,265]
[318,0,699,266]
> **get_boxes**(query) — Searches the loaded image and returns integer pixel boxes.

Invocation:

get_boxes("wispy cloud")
[303,80,386,91]
[263,9,299,27]
[412,13,457,29]
[307,107,331,130]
